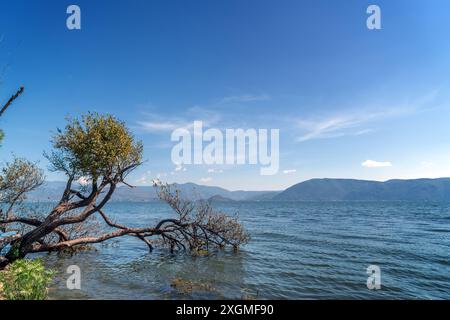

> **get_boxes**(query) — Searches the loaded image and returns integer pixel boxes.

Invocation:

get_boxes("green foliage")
[0,259,53,300]
[46,112,143,179]
[6,242,21,260]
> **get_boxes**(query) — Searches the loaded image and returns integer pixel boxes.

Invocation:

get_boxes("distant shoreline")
[27,178,450,202]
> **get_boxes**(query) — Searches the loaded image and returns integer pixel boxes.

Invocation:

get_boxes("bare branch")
[0,86,24,118]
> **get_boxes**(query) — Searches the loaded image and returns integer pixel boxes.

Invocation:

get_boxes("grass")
[0,259,53,300]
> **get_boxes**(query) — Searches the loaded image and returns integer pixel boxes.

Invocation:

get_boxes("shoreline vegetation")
[1,112,248,287]
[0,259,53,300]
[1,88,249,299]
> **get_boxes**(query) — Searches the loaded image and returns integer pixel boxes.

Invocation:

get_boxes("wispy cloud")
[136,176,149,184]
[207,168,223,174]
[135,170,152,185]
[296,116,360,142]
[137,116,193,133]
[295,91,439,142]
[420,161,434,168]
[361,160,392,168]
[175,165,187,172]
[283,169,297,174]
[218,93,270,105]
[296,110,398,142]
[135,92,271,135]
[137,121,184,132]
[170,166,187,175]
[200,177,213,183]
[137,108,221,133]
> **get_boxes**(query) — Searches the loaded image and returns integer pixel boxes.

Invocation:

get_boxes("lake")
[40,201,450,299]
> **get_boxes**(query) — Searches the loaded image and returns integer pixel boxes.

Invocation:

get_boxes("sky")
[1,0,450,191]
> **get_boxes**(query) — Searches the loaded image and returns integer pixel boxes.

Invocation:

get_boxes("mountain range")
[272,178,450,201]
[27,178,450,202]
[27,181,279,202]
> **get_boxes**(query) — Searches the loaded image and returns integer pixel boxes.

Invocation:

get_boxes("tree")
[0,86,27,257]
[0,157,44,232]
[1,87,30,224]
[0,113,249,268]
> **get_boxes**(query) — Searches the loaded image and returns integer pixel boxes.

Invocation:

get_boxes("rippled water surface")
[43,201,450,299]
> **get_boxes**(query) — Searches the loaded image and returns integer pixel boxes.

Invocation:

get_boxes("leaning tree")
[0,113,249,268]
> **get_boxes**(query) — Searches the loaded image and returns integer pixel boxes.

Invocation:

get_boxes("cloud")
[283,169,297,174]
[137,109,221,133]
[296,112,387,142]
[136,176,149,184]
[137,121,182,132]
[136,170,152,184]
[136,93,270,136]
[137,118,192,133]
[175,165,186,172]
[207,168,223,173]
[361,160,392,168]
[420,161,434,168]
[295,91,438,142]
[218,94,270,104]
[77,176,90,186]
[200,177,213,183]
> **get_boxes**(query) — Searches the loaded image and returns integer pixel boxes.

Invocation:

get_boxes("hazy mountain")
[27,181,279,202]
[273,178,450,201]
[27,178,450,202]
[172,183,278,201]
[207,195,235,202]
[27,181,68,202]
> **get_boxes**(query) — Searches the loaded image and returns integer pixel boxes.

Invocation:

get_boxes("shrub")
[0,258,53,300]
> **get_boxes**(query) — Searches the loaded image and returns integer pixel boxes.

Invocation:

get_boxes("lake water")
[41,201,450,299]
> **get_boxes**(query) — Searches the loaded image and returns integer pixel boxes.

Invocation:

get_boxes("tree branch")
[0,86,24,118]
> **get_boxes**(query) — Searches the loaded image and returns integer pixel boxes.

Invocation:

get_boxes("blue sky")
[1,0,450,190]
